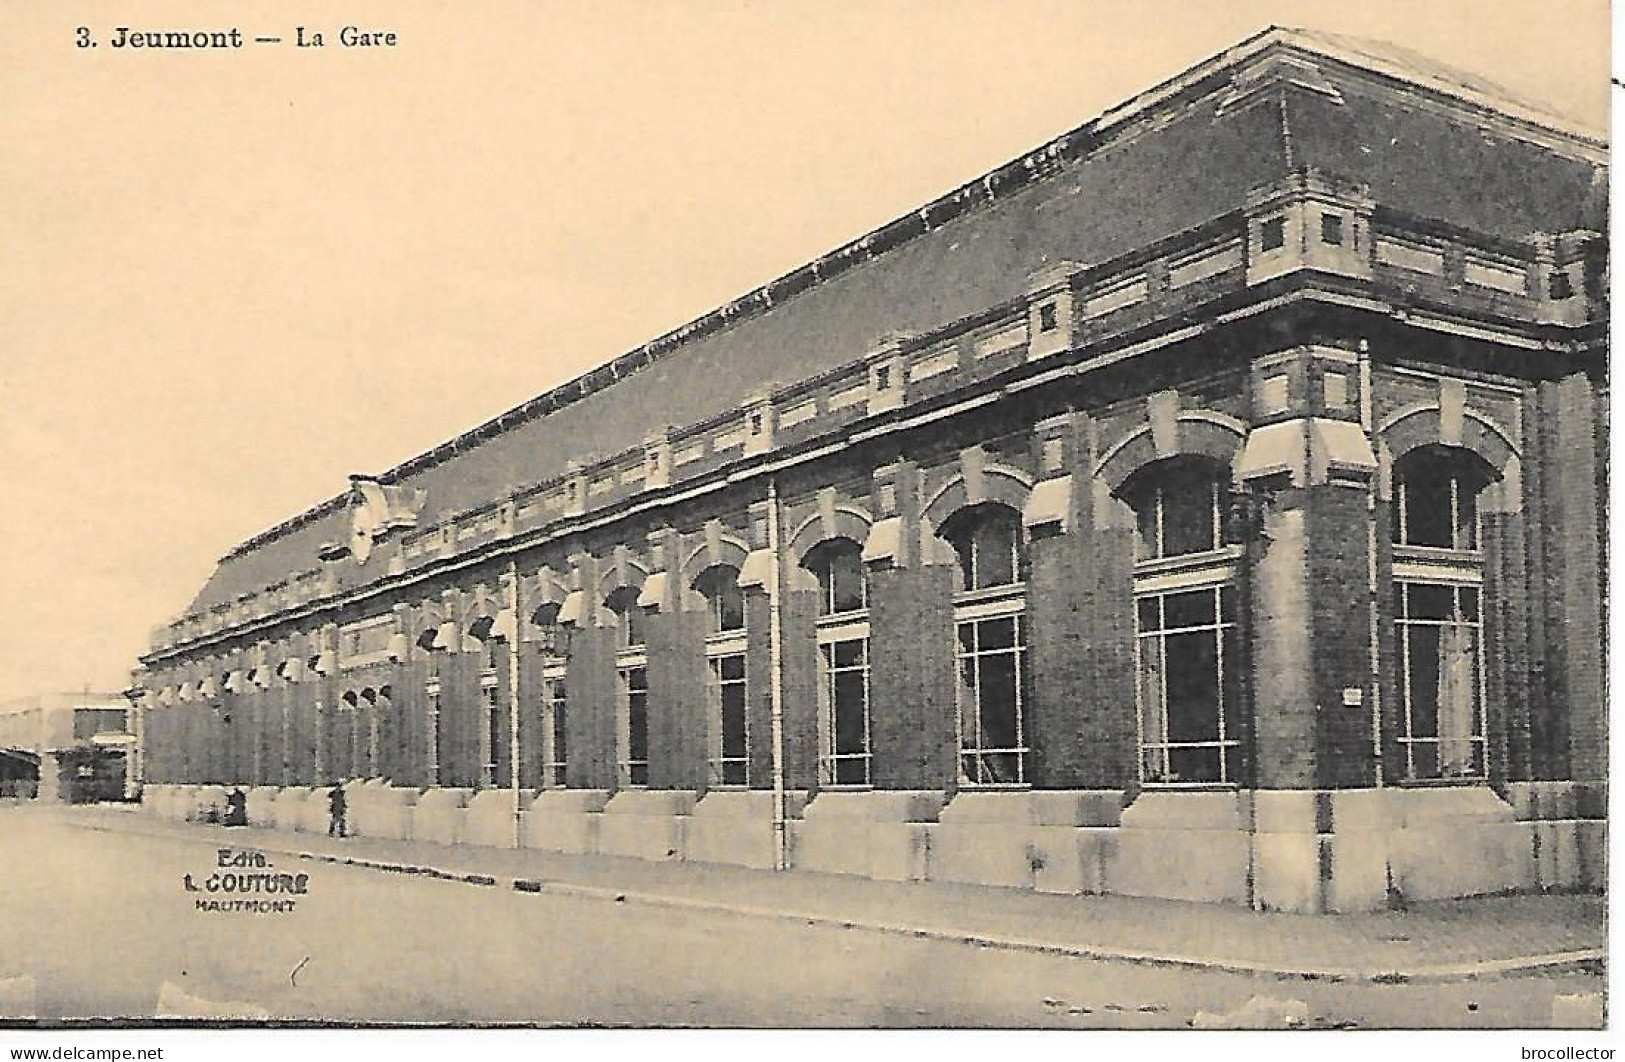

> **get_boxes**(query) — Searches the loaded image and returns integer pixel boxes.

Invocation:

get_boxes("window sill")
[952,583,1027,608]
[1133,545,1243,576]
[1395,776,1490,788]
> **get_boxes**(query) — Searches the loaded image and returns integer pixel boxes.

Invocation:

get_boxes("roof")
[181,27,1606,616]
[0,693,126,718]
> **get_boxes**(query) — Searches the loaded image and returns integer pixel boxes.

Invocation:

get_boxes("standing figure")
[327,782,348,838]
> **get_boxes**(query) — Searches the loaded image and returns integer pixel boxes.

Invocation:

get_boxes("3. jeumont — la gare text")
[84,25,398,48]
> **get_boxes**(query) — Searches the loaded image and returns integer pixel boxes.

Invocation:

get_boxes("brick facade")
[130,30,1604,908]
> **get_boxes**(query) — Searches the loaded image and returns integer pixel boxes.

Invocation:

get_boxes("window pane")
[1164,588,1216,630]
[1456,487,1480,550]
[720,685,748,759]
[977,654,1020,751]
[716,584,744,631]
[832,672,867,755]
[1437,626,1478,776]
[831,639,865,669]
[1138,641,1166,747]
[719,654,746,681]
[957,623,977,654]
[972,516,1017,588]
[1142,746,1168,784]
[1408,583,1455,621]
[1411,740,1440,780]
[1135,495,1159,561]
[1459,585,1479,622]
[628,695,648,761]
[1164,630,1220,742]
[1162,483,1217,556]
[829,547,865,613]
[1168,746,1222,784]
[950,535,977,592]
[1405,625,1441,739]
[834,758,867,786]
[978,616,1017,651]
[1401,476,1453,547]
[1137,597,1161,633]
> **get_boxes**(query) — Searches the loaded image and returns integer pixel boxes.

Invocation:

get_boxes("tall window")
[1392,445,1491,780]
[696,564,749,786]
[618,665,649,787]
[941,503,1028,785]
[360,687,381,778]
[424,677,441,786]
[479,667,500,787]
[374,686,391,783]
[542,670,567,787]
[806,539,871,786]
[1121,457,1240,785]
[606,585,650,789]
[708,654,749,785]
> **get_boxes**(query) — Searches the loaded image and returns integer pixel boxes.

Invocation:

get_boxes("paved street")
[0,805,1603,1027]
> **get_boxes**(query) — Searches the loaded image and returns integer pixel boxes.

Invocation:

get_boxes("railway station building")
[132,28,1607,912]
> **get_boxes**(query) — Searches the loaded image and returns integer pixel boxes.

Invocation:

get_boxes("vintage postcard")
[0,0,1610,1055]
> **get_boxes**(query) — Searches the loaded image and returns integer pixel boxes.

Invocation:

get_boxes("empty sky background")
[0,0,1609,703]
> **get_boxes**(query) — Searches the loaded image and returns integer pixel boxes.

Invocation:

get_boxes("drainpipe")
[507,560,523,848]
[766,477,789,871]
[1358,341,1384,789]
[1360,339,1384,790]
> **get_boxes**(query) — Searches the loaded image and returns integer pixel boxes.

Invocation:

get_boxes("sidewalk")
[53,804,1603,984]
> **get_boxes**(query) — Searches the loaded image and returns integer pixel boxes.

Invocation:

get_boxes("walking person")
[327,781,348,838]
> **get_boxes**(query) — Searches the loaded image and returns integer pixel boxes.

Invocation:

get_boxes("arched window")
[1120,456,1239,786]
[802,538,871,786]
[939,503,1028,786]
[804,538,867,616]
[940,503,1025,592]
[1120,454,1230,561]
[1392,444,1490,550]
[1391,444,1494,780]
[604,586,648,649]
[694,564,746,634]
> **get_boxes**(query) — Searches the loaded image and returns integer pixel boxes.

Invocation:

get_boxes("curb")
[49,810,1606,985]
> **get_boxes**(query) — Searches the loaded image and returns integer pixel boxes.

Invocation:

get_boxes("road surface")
[0,806,1600,1027]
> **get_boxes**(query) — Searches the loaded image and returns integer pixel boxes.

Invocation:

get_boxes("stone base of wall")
[463,789,533,848]
[685,790,808,869]
[929,790,1127,893]
[1508,780,1607,894]
[271,787,314,832]
[1113,791,1253,904]
[410,788,472,845]
[796,791,944,882]
[522,790,610,852]
[350,784,420,840]
[245,786,280,828]
[134,781,1603,910]
[597,790,697,861]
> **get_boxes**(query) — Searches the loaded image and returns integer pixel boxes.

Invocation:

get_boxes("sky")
[0,0,1610,704]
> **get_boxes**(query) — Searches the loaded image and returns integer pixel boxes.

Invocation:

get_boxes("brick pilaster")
[564,626,617,791]
[869,563,957,790]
